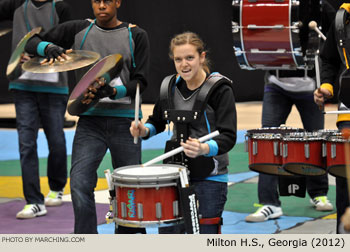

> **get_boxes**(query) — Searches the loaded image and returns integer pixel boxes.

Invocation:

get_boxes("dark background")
[0,0,344,104]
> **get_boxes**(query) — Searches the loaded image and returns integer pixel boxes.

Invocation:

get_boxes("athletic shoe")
[245,204,283,222]
[16,204,47,219]
[310,196,333,211]
[45,190,63,206]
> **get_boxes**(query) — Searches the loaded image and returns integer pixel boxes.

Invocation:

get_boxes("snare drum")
[232,0,320,70]
[246,127,303,176]
[326,132,349,178]
[111,164,185,227]
[282,131,326,176]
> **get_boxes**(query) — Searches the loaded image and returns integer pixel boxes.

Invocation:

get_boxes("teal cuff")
[114,85,127,99]
[205,174,228,183]
[204,139,218,157]
[101,73,111,84]
[144,123,156,138]
[37,42,52,57]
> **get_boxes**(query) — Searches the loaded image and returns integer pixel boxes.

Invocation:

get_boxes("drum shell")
[282,138,326,176]
[111,164,185,227]
[247,134,292,176]
[326,137,349,178]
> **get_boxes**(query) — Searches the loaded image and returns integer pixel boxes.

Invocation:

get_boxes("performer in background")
[0,0,71,219]
[25,0,150,233]
[314,2,350,234]
[246,0,335,223]
[130,32,237,234]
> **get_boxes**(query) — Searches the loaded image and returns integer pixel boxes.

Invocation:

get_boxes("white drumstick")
[134,83,140,144]
[309,21,327,41]
[143,130,220,167]
[323,110,350,114]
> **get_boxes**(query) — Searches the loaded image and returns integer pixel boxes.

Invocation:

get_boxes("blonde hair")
[169,32,210,74]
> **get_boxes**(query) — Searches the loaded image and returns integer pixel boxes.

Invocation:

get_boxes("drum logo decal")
[127,190,136,218]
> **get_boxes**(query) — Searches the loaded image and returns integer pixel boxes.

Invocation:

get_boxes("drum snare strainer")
[111,164,186,227]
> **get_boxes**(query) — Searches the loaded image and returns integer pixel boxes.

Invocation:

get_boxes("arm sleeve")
[0,0,23,21]
[145,98,168,135]
[25,20,90,55]
[125,26,150,98]
[320,21,343,86]
[206,84,237,155]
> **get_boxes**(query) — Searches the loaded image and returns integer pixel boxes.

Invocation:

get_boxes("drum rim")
[111,164,186,183]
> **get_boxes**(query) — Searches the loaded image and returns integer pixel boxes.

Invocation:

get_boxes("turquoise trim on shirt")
[81,108,143,118]
[144,123,156,138]
[101,73,111,84]
[205,173,228,183]
[204,139,218,157]
[37,42,52,57]
[114,86,127,99]
[9,82,68,94]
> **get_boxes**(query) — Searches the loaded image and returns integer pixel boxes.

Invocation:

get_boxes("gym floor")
[0,102,341,234]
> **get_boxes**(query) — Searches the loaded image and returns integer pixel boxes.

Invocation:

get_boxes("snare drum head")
[112,164,185,184]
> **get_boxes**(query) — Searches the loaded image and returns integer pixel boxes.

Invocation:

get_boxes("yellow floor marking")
[322,213,337,220]
[0,176,108,198]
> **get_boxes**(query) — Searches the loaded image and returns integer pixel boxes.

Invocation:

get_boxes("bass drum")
[232,0,321,70]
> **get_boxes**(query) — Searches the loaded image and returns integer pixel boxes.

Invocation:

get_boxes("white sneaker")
[45,190,63,206]
[310,196,333,211]
[16,204,47,219]
[245,204,283,222]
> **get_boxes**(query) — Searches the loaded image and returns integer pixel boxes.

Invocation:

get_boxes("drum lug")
[331,144,337,159]
[322,143,327,157]
[156,203,162,219]
[283,143,288,158]
[137,203,144,220]
[273,141,279,156]
[173,201,179,217]
[253,141,258,155]
[304,143,310,159]
[121,202,127,218]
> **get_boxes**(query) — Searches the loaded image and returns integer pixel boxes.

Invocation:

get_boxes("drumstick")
[341,129,350,203]
[179,168,189,187]
[309,21,327,41]
[323,110,350,114]
[134,83,140,144]
[104,169,113,191]
[143,130,220,167]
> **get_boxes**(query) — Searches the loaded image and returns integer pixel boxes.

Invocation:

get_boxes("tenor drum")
[326,131,350,178]
[246,127,303,176]
[282,131,326,176]
[232,0,320,70]
[111,164,185,227]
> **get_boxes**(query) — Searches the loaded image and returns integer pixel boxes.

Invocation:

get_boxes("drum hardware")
[6,27,42,78]
[22,50,100,73]
[341,129,350,203]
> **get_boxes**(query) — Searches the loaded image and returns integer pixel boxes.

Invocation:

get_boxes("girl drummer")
[130,31,237,234]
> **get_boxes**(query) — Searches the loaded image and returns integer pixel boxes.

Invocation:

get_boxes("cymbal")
[67,54,124,116]
[6,27,42,77]
[22,50,100,73]
[0,28,12,37]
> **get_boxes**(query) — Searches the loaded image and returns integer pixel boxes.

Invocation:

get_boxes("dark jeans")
[335,121,350,233]
[159,180,227,234]
[13,90,68,204]
[258,85,329,206]
[70,116,141,234]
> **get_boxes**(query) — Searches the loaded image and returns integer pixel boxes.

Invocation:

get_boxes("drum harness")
[158,72,231,233]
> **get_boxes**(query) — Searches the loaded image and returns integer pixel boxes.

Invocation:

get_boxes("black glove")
[45,44,66,61]
[94,82,116,99]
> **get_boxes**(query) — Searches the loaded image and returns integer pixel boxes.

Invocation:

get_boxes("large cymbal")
[22,50,100,73]
[67,54,123,116]
[0,28,12,37]
[6,27,42,77]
